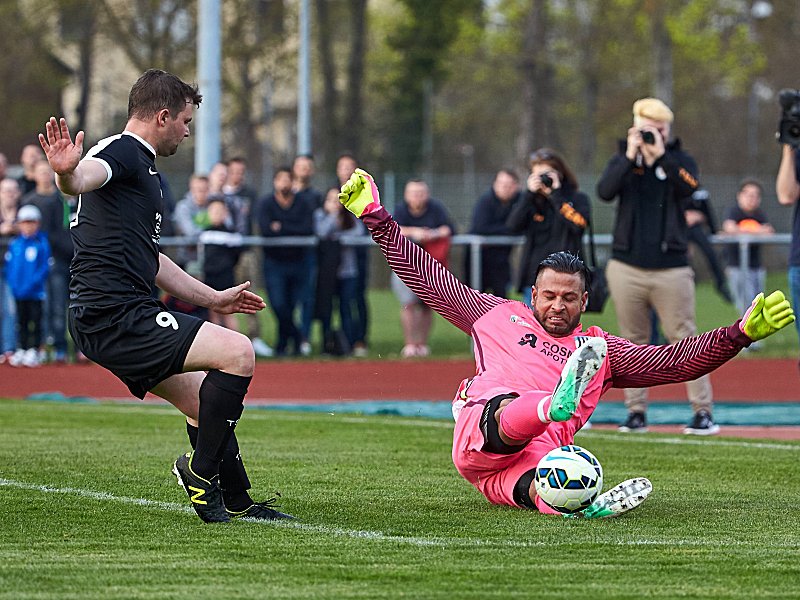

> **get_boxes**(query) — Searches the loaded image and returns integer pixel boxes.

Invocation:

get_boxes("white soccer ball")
[534,445,603,514]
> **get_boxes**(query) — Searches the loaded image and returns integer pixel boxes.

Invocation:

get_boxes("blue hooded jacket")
[3,231,51,300]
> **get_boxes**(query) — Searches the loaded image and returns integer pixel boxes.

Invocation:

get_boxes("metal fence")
[161,232,792,304]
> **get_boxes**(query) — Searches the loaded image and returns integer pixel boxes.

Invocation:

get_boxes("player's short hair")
[534,252,588,293]
[128,69,202,121]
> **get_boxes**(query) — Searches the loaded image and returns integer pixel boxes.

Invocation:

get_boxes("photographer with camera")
[506,148,590,308]
[597,97,718,435]
[775,89,800,365]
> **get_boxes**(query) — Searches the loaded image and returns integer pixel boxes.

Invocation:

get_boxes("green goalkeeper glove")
[338,168,382,218]
[739,291,795,342]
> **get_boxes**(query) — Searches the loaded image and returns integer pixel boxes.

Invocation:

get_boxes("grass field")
[252,273,797,360]
[2,399,799,599]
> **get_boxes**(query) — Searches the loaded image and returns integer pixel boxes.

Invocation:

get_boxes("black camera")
[778,88,800,147]
[539,173,553,188]
[640,130,656,145]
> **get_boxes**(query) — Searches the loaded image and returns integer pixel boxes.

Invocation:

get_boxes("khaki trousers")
[605,259,713,414]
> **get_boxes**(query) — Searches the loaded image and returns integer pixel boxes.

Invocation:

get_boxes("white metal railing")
[156,232,794,303]
[0,233,787,305]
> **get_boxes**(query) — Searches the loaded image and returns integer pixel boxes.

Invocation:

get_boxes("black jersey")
[69,132,165,307]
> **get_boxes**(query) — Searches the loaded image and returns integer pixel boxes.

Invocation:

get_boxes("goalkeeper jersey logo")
[518,333,538,348]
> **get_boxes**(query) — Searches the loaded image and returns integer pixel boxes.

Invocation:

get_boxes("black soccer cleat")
[173,452,230,523]
[227,497,295,521]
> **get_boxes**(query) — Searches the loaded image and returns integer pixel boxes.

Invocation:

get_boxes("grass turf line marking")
[258,413,800,451]
[579,431,800,452]
[77,405,800,451]
[8,477,798,550]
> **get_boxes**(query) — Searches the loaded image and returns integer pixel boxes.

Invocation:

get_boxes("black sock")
[191,370,250,480]
[186,421,253,511]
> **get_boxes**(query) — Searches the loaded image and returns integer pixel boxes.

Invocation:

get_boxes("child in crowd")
[722,179,775,319]
[3,204,50,367]
[199,197,242,331]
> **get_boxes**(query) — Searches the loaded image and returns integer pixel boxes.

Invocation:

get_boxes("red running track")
[2,358,799,440]
[1,356,798,403]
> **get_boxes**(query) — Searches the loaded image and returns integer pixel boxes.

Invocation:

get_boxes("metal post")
[297,0,312,155]
[195,0,222,174]
[470,237,482,292]
[738,237,751,312]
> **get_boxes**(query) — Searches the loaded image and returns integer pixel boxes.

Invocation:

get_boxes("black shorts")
[69,297,205,399]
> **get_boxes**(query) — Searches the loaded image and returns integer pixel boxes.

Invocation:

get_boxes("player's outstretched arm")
[740,290,795,342]
[39,116,106,196]
[155,253,266,314]
[606,290,794,389]
[339,169,505,334]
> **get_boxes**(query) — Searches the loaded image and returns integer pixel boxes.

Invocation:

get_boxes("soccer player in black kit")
[38,69,292,523]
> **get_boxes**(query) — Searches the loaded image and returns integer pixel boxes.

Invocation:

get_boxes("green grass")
[252,272,797,359]
[2,399,799,599]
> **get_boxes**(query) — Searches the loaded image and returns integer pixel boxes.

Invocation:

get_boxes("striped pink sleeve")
[362,208,506,334]
[604,323,750,388]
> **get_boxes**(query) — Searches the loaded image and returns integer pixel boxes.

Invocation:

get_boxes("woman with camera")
[506,148,590,307]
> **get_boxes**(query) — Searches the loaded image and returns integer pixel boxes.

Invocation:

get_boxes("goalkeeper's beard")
[533,307,581,337]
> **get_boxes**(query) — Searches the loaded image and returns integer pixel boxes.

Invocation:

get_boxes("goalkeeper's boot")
[173,452,230,523]
[580,477,653,519]
[549,337,607,422]
[227,496,295,521]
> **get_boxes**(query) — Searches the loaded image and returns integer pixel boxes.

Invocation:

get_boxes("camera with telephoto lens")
[778,88,800,147]
[640,130,656,145]
[539,173,553,188]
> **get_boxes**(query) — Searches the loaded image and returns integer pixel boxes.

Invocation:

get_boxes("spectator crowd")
[1,94,793,436]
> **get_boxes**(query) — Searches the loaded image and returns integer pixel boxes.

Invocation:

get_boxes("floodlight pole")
[196,0,222,173]
[297,0,312,155]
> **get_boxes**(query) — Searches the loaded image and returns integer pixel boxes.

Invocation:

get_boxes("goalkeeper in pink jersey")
[339,169,795,518]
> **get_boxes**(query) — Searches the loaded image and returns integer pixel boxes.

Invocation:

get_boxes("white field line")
[248,412,800,451]
[3,477,799,549]
[57,404,800,451]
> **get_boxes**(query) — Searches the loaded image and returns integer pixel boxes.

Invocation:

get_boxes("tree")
[97,0,196,75]
[314,0,367,168]
[378,0,482,174]
[0,2,69,160]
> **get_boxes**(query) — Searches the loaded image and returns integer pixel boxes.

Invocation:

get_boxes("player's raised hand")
[740,290,795,342]
[338,168,382,218]
[38,117,84,176]
[213,281,267,315]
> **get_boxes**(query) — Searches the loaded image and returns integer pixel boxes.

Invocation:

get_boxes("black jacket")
[506,185,590,291]
[596,138,699,268]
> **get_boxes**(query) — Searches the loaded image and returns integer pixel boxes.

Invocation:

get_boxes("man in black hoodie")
[597,97,717,436]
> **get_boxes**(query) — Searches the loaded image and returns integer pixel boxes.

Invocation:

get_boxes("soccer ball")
[534,445,603,514]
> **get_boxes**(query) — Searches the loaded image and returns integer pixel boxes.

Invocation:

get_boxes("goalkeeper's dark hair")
[534,252,589,293]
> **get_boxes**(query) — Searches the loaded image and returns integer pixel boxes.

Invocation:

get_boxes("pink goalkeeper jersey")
[361,207,749,396]
[457,302,609,413]
[362,207,751,504]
